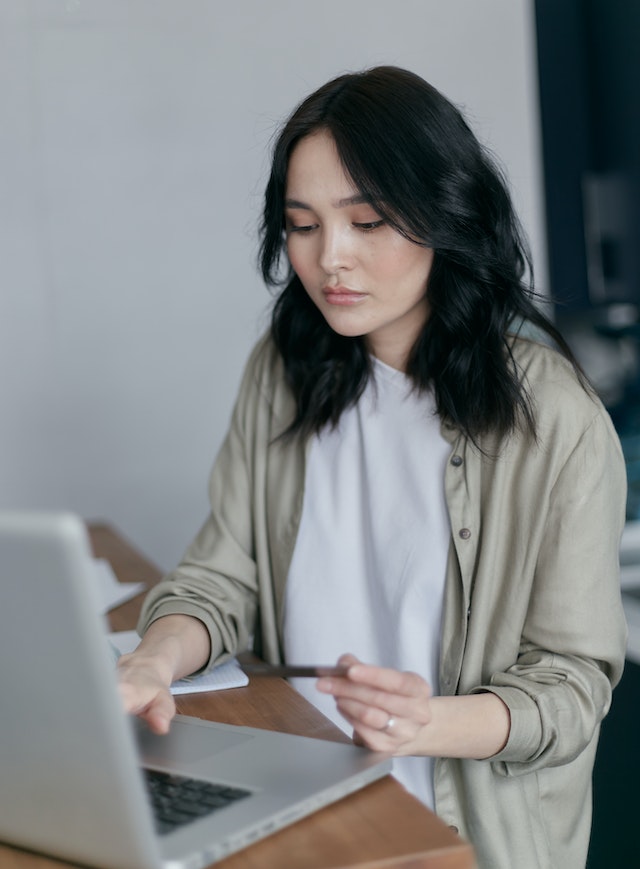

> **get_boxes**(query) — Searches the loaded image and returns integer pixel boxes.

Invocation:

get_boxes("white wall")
[0,0,545,570]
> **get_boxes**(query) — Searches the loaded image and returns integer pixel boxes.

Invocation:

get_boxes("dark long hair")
[259,65,583,443]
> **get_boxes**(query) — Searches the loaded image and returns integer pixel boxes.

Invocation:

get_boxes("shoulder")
[509,336,622,457]
[240,331,287,397]
[511,335,594,417]
[235,331,295,431]
[242,331,284,383]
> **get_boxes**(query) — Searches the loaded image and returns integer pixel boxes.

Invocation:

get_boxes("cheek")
[375,251,429,293]
[286,239,312,281]
[396,248,434,292]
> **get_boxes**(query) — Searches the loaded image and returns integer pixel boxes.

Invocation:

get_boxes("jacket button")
[459,528,471,540]
[450,454,463,467]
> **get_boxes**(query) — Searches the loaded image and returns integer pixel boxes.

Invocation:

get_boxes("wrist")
[410,693,511,760]
[116,645,176,689]
[131,614,211,683]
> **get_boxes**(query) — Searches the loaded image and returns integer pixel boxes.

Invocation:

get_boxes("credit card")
[241,663,350,678]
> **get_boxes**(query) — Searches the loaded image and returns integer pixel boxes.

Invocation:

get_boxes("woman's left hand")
[316,653,432,755]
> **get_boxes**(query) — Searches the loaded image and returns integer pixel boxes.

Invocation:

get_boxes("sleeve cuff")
[470,685,543,766]
[136,600,227,675]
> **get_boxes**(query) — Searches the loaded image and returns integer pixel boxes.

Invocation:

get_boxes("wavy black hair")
[259,65,583,443]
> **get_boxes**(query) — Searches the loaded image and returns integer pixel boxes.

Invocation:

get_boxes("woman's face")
[284,130,433,371]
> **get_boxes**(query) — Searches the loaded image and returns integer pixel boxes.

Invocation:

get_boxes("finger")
[314,653,358,693]
[336,696,397,733]
[346,663,427,697]
[337,652,361,668]
[118,678,176,732]
[352,729,366,747]
[338,705,403,752]
[143,707,174,734]
[317,678,427,723]
[342,704,426,756]
[317,664,427,702]
[350,718,401,752]
[139,692,176,735]
[118,680,149,714]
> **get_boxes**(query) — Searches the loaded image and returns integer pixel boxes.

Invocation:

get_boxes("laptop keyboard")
[143,769,251,835]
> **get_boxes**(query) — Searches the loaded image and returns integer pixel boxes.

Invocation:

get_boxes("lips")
[322,286,367,306]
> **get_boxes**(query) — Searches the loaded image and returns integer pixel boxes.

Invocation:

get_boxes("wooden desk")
[0,524,476,869]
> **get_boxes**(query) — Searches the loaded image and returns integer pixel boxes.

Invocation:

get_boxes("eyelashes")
[286,223,317,234]
[354,220,386,232]
[286,219,386,234]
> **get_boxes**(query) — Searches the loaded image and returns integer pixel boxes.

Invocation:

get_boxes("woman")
[118,67,627,868]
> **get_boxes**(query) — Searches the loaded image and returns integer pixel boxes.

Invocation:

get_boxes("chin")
[320,313,371,340]
[326,323,370,340]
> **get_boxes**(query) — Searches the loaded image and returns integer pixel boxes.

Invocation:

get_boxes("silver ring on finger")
[383,715,396,733]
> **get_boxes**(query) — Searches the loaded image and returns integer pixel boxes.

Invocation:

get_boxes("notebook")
[0,511,391,869]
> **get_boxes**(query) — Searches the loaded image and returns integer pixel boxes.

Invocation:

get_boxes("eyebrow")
[284,193,373,210]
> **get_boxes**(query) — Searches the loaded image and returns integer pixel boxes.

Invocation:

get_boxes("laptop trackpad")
[135,718,253,765]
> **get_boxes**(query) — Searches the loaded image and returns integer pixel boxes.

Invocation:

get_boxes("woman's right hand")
[115,614,211,734]
[117,650,176,734]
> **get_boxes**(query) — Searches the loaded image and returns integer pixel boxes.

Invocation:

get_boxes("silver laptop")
[0,511,391,869]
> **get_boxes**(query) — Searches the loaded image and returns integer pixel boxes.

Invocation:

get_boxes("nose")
[318,225,354,277]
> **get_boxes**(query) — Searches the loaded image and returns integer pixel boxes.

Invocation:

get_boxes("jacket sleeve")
[477,409,628,775]
[136,341,267,671]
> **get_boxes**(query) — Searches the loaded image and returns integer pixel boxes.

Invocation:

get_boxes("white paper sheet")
[93,558,146,614]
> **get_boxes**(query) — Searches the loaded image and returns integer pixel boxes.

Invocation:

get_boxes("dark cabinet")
[535,0,639,315]
[588,658,640,867]
[535,5,640,864]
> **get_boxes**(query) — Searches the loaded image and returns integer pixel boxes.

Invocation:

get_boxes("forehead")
[285,131,359,199]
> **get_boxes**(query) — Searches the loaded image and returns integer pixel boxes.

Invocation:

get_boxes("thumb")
[337,652,361,668]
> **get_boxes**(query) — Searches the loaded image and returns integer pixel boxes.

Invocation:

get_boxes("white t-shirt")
[284,357,451,807]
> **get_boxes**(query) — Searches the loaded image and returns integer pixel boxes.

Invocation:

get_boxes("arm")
[117,614,210,733]
[135,340,276,673]
[483,409,627,773]
[317,655,510,758]
[320,405,626,765]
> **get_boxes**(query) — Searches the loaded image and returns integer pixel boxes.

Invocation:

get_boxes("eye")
[286,223,318,234]
[353,219,386,232]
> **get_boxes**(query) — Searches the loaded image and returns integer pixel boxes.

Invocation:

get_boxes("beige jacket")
[139,333,627,869]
